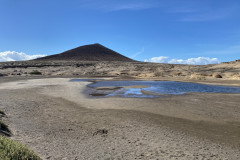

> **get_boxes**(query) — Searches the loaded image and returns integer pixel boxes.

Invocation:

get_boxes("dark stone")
[93,129,108,136]
[215,74,223,78]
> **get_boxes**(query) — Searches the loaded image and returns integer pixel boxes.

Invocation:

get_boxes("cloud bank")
[144,56,220,65]
[0,51,46,62]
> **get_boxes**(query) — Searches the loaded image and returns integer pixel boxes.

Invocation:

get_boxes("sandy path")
[0,78,240,159]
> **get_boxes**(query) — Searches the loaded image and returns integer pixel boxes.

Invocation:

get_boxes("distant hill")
[35,43,134,62]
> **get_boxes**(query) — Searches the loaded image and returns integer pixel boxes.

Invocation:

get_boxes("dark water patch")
[96,87,123,90]
[71,79,103,82]
[90,93,108,97]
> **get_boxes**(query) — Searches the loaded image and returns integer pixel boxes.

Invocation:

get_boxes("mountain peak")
[92,43,102,46]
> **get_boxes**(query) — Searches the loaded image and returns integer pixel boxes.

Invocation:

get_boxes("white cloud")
[168,57,220,65]
[0,51,46,62]
[144,56,168,63]
[145,56,220,65]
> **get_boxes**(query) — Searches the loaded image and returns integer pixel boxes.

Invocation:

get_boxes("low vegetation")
[0,110,41,160]
[0,136,41,160]
[29,70,42,75]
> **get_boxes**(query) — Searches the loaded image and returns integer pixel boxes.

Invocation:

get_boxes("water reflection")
[72,79,240,98]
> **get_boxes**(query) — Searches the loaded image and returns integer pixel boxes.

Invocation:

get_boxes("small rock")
[93,129,108,136]
[214,74,223,78]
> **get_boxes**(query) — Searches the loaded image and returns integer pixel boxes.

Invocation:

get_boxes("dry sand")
[0,77,240,159]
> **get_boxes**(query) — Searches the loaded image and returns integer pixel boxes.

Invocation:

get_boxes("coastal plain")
[0,75,240,159]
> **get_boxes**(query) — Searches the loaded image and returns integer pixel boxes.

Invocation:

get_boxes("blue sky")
[0,0,240,64]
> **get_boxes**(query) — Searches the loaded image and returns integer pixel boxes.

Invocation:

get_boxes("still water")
[73,79,240,98]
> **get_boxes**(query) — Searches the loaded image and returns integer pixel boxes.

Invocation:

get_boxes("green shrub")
[29,70,42,75]
[0,136,41,160]
[0,111,41,160]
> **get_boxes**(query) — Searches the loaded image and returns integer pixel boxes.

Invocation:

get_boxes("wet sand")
[0,77,240,159]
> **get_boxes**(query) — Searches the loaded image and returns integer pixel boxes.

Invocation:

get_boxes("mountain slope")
[35,43,134,62]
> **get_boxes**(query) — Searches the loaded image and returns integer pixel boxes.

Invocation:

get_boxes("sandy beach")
[0,77,240,159]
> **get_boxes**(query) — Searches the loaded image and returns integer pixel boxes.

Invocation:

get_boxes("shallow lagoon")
[73,79,240,98]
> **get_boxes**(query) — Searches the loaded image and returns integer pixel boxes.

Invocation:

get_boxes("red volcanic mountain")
[35,43,134,62]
